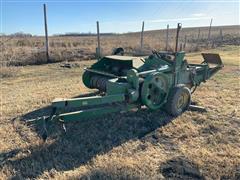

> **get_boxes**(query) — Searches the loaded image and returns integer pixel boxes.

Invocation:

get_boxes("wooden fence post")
[183,35,187,50]
[43,4,50,63]
[196,28,200,49]
[96,21,101,59]
[180,43,183,51]
[165,24,169,51]
[219,29,223,44]
[140,21,144,51]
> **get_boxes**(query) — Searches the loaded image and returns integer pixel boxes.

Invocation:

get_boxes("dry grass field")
[1,25,239,66]
[0,45,239,179]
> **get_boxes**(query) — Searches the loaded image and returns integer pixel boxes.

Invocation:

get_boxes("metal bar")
[165,24,169,51]
[59,103,139,122]
[138,65,170,76]
[189,105,207,112]
[85,68,118,78]
[52,94,125,108]
[207,18,213,42]
[96,21,101,59]
[59,106,123,122]
[188,63,208,67]
[140,21,144,50]
[207,18,213,47]
[175,23,182,52]
[43,4,50,63]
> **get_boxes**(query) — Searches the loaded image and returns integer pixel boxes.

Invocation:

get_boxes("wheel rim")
[176,91,189,110]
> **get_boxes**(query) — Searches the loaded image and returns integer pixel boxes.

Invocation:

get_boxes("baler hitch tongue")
[201,53,223,66]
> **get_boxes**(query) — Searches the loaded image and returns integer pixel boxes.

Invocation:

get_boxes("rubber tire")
[82,71,92,88]
[165,85,191,117]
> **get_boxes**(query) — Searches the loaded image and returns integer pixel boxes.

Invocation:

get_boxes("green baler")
[38,50,223,139]
[28,23,223,140]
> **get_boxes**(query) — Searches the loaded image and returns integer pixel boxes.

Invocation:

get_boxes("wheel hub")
[176,91,189,110]
[141,72,168,110]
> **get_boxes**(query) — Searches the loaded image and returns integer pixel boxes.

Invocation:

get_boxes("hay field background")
[0,45,239,179]
[1,25,239,67]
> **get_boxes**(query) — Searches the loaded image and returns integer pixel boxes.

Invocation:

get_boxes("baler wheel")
[165,85,191,116]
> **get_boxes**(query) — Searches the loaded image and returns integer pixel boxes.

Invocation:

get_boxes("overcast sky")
[1,0,239,35]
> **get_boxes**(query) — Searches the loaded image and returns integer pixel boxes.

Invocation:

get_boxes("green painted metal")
[141,72,169,109]
[173,52,185,85]
[126,69,139,102]
[53,51,223,121]
[59,106,122,122]
[36,49,223,139]
[52,94,125,108]
[106,78,130,95]
[58,103,138,122]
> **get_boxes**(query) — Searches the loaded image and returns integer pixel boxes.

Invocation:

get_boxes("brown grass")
[1,25,239,66]
[0,66,21,78]
[0,45,239,179]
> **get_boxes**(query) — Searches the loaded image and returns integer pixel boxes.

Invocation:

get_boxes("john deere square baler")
[31,24,223,139]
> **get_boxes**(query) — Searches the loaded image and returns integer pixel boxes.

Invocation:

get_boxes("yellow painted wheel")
[176,91,190,110]
[165,85,191,116]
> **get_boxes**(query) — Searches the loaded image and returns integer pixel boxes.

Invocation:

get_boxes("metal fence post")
[165,24,169,51]
[96,21,101,60]
[207,18,213,47]
[140,21,144,51]
[43,4,50,63]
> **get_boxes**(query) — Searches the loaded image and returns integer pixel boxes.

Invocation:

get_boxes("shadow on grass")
[72,156,206,180]
[2,97,175,179]
[160,156,205,180]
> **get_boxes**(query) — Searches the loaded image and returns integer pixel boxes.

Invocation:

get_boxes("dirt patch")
[160,156,205,180]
